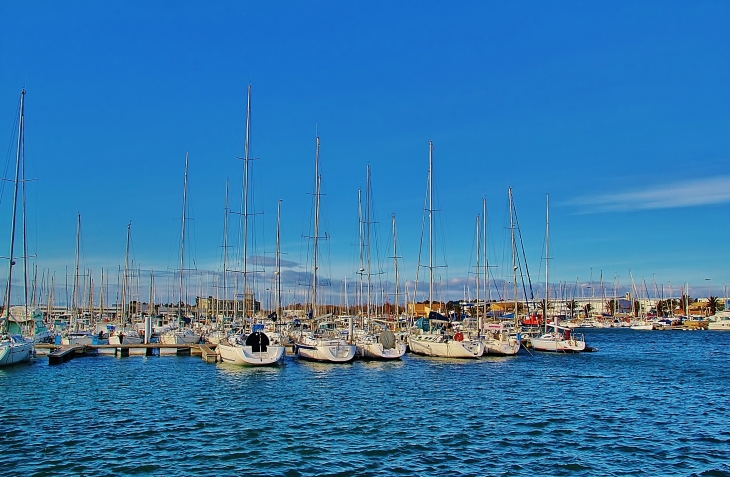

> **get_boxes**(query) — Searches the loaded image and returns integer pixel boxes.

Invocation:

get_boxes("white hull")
[218,341,285,366]
[708,321,730,331]
[408,334,484,358]
[0,336,33,366]
[630,323,655,330]
[295,337,356,362]
[108,333,143,345]
[531,333,586,352]
[160,330,200,345]
[356,341,407,359]
[483,338,520,356]
[62,333,94,346]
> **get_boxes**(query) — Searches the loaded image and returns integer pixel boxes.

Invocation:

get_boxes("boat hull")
[483,338,520,356]
[0,336,33,366]
[408,335,484,358]
[295,340,356,362]
[356,341,407,360]
[218,342,285,366]
[160,330,200,345]
[531,335,586,352]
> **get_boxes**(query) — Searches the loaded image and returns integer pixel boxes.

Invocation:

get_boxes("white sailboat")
[354,166,406,360]
[160,153,201,346]
[109,223,142,346]
[62,214,97,346]
[0,89,34,366]
[481,195,519,355]
[708,311,730,330]
[295,136,356,363]
[217,86,284,365]
[407,142,484,359]
[530,195,586,353]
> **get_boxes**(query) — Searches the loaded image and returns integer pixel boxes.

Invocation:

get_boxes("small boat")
[218,324,285,366]
[0,90,35,366]
[630,321,655,330]
[355,327,407,360]
[0,333,33,366]
[708,311,730,331]
[108,329,143,345]
[408,329,485,359]
[481,322,520,356]
[294,137,356,364]
[530,324,586,352]
[159,327,200,345]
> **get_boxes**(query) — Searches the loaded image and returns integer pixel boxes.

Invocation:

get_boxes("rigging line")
[512,201,536,305]
[414,178,428,303]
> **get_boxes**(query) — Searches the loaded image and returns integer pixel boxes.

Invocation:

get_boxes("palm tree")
[565,300,578,319]
[582,303,593,319]
[605,299,617,316]
[707,296,720,316]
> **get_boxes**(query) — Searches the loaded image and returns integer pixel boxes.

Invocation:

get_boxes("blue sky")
[1,1,729,307]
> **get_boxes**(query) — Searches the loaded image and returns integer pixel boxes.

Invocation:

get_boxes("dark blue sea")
[2,329,729,476]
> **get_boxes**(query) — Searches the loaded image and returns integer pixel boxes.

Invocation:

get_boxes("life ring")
[453,332,464,342]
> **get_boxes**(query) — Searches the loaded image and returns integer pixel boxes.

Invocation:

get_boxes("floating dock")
[40,343,217,365]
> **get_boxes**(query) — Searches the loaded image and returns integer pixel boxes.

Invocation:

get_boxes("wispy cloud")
[567,176,730,213]
[249,255,299,269]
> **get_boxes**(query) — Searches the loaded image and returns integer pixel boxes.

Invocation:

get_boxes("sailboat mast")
[222,179,229,322]
[545,194,549,333]
[483,198,490,319]
[241,85,252,321]
[275,199,282,322]
[392,214,399,319]
[312,137,321,318]
[73,214,81,330]
[99,268,104,320]
[428,141,434,311]
[475,214,480,329]
[3,90,25,330]
[122,222,130,324]
[357,188,363,318]
[509,187,517,326]
[366,165,372,320]
[179,153,189,321]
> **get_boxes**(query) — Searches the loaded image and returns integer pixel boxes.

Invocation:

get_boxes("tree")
[707,296,720,316]
[605,299,617,315]
[582,303,593,319]
[565,300,578,319]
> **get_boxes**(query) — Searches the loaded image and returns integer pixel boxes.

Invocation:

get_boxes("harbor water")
[2,329,729,476]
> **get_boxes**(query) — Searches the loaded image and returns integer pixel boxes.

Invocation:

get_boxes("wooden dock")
[42,343,218,364]
[48,345,87,365]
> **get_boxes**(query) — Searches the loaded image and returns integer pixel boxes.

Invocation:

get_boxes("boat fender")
[454,332,464,342]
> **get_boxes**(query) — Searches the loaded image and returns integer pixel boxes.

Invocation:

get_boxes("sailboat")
[294,136,356,363]
[353,166,406,360]
[407,142,484,359]
[160,153,201,345]
[109,223,142,346]
[0,89,34,366]
[530,195,586,352]
[62,214,97,346]
[217,85,284,365]
[480,195,520,355]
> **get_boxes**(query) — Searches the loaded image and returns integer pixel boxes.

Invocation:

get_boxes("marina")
[1,3,730,475]
[2,328,729,475]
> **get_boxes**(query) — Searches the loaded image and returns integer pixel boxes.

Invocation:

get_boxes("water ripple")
[2,330,729,475]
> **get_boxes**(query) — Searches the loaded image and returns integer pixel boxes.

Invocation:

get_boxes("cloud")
[567,176,730,213]
[248,255,299,269]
